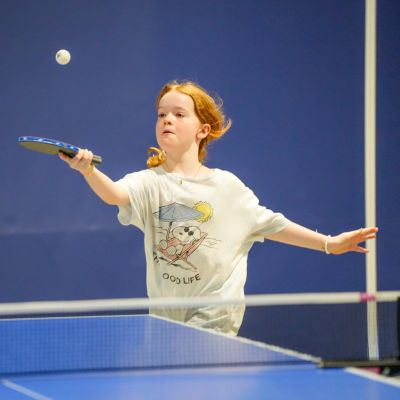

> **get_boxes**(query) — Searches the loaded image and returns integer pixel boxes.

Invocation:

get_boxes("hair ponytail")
[146,147,166,168]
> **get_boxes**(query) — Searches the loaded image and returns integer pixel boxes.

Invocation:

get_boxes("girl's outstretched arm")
[266,221,378,255]
[59,149,129,206]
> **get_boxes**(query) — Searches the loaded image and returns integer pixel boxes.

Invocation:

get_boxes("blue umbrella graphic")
[154,202,203,237]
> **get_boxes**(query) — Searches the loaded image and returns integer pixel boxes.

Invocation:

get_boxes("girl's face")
[156,90,209,157]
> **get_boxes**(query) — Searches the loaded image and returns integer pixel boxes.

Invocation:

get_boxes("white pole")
[365,0,377,294]
[364,0,378,359]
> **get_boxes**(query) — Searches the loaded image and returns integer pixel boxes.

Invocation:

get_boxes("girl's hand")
[328,227,378,255]
[59,149,94,176]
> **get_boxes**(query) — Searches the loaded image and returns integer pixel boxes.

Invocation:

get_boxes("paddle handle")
[92,154,102,165]
[59,151,103,165]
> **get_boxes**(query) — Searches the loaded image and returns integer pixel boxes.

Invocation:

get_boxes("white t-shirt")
[117,167,289,335]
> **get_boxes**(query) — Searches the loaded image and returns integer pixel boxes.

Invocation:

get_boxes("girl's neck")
[162,156,202,177]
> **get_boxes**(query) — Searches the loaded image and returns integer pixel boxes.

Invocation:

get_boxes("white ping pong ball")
[55,49,71,65]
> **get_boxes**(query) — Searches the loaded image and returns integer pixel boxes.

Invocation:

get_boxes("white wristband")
[324,235,331,254]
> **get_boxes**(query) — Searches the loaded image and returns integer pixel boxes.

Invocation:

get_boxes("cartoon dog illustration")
[157,225,207,271]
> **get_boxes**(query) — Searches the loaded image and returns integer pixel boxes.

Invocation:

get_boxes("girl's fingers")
[355,246,368,253]
[330,227,377,255]
[353,227,378,241]
[59,148,93,173]
[359,227,379,236]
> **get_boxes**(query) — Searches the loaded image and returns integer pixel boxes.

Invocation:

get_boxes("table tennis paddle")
[18,136,102,164]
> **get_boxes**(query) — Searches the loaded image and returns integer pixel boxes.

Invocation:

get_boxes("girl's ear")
[197,124,211,140]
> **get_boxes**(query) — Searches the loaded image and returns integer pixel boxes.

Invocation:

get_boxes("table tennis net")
[0,292,398,376]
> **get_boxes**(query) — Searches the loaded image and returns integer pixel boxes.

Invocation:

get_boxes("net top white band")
[0,291,398,317]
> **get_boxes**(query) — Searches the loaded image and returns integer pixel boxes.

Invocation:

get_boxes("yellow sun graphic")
[193,202,213,223]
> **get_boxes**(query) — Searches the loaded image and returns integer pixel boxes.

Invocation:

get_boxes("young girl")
[59,80,378,336]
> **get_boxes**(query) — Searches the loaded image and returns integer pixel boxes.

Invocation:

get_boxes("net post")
[364,0,379,361]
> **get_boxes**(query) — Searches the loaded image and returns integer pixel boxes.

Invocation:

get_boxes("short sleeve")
[250,206,289,242]
[241,184,289,243]
[115,171,149,231]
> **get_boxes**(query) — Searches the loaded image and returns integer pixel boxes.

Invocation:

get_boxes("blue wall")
[0,0,398,303]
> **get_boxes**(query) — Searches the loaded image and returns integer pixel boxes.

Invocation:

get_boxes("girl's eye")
[176,113,184,118]
[158,113,165,118]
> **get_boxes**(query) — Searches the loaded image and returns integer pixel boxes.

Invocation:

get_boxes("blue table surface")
[0,315,399,399]
[1,365,399,400]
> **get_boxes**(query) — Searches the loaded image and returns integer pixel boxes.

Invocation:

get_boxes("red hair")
[147,80,232,168]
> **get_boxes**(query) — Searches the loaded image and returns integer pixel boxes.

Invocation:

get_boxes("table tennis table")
[0,314,399,399]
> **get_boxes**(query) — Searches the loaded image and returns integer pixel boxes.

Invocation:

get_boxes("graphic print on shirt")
[152,202,220,279]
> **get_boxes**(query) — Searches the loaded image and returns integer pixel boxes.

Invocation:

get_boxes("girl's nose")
[163,113,173,124]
